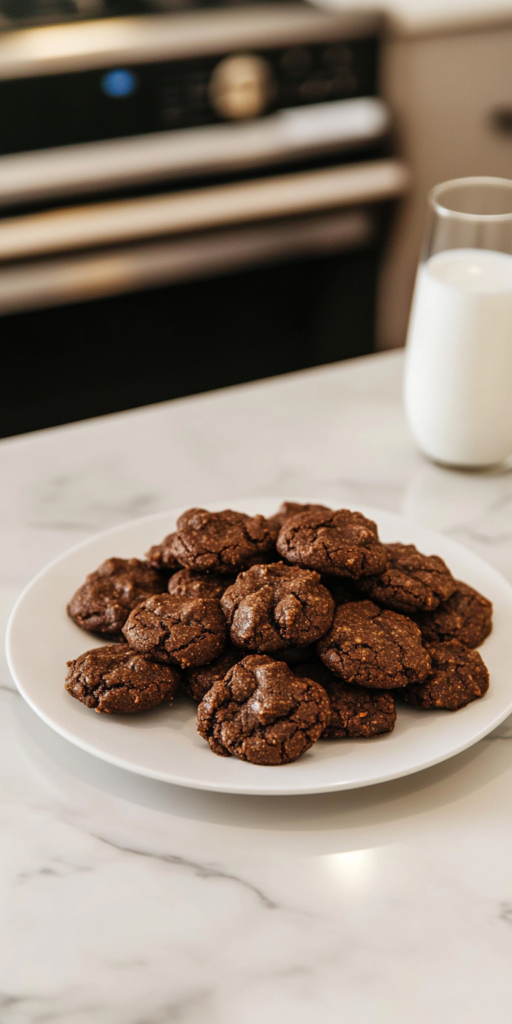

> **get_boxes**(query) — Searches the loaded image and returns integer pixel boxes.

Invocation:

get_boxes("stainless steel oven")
[0,1,408,436]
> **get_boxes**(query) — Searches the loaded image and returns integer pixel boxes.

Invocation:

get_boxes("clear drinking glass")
[404,176,512,468]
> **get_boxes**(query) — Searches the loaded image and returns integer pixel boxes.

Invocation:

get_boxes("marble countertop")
[2,349,512,1024]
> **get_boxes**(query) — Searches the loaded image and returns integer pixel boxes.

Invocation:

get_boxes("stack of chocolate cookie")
[65,502,492,766]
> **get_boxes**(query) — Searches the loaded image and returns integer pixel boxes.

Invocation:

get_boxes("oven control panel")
[0,6,379,155]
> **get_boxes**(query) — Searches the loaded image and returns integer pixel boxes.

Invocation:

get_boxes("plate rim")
[6,496,512,796]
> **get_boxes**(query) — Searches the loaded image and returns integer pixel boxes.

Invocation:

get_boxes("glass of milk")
[404,176,512,467]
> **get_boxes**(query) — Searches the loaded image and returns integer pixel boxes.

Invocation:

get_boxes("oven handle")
[0,97,391,206]
[0,207,378,315]
[0,158,409,262]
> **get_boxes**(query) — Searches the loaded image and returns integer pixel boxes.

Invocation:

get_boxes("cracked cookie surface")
[171,508,276,574]
[294,661,396,738]
[355,542,457,613]
[123,594,226,668]
[402,640,489,710]
[65,643,181,714]
[197,654,330,764]
[221,562,335,653]
[413,581,492,648]
[67,557,168,637]
[168,568,236,602]
[317,600,431,689]
[277,508,387,578]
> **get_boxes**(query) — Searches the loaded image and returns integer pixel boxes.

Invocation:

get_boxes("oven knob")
[209,54,273,120]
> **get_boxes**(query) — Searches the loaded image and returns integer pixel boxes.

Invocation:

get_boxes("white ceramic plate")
[6,498,512,795]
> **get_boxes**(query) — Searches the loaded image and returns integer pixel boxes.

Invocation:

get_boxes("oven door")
[0,157,408,437]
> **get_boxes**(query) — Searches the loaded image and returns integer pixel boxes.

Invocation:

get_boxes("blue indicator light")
[101,68,137,99]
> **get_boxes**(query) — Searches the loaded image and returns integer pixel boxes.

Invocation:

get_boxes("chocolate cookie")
[268,501,332,531]
[146,533,181,572]
[221,562,335,653]
[355,542,457,613]
[294,661,396,739]
[197,654,330,764]
[183,617,317,706]
[402,640,489,711]
[172,508,276,574]
[65,644,181,714]
[317,600,431,689]
[67,557,167,637]
[413,581,493,648]
[276,508,387,578]
[123,594,226,669]
[185,644,244,702]
[168,568,235,602]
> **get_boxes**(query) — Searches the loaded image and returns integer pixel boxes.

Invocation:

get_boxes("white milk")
[404,247,512,466]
